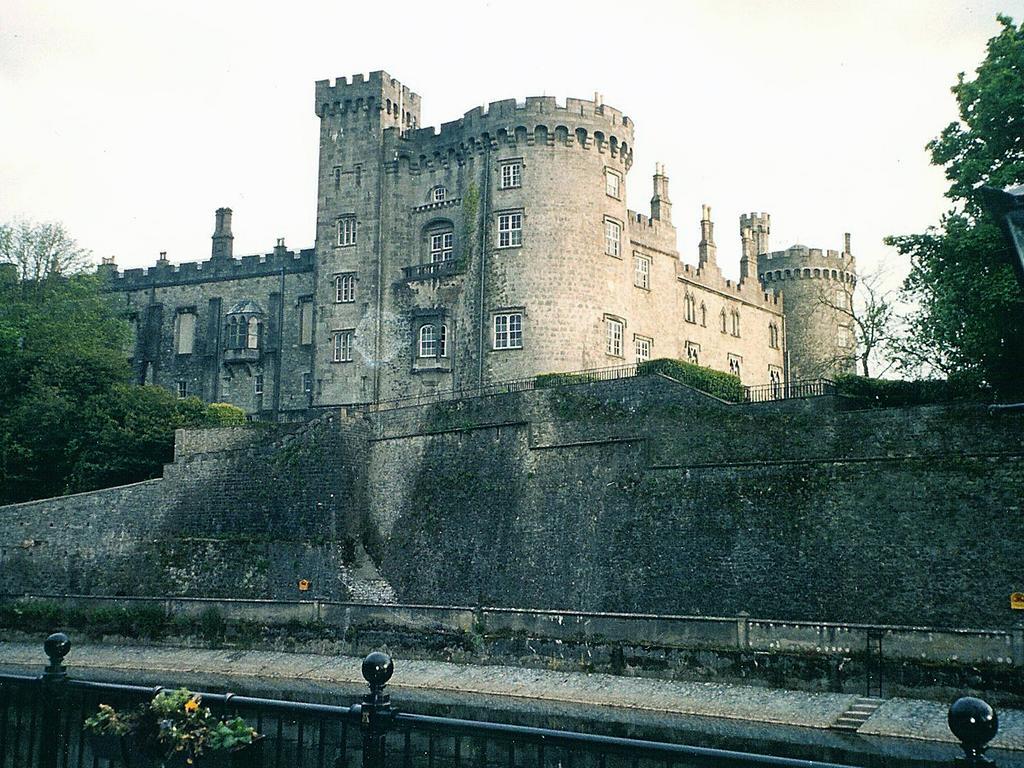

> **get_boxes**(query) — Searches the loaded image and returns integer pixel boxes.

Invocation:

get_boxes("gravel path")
[2,641,1020,750]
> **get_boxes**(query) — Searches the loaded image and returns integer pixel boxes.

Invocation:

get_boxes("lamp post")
[978,185,1024,413]
[978,184,1024,289]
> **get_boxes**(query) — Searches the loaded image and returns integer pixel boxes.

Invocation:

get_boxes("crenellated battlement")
[757,244,856,285]
[315,70,421,127]
[384,93,634,173]
[678,261,783,308]
[101,248,316,291]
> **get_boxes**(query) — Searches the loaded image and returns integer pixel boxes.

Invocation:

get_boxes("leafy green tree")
[886,15,1024,397]
[0,220,249,504]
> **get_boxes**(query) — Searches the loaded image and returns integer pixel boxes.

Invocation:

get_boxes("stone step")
[830,697,884,732]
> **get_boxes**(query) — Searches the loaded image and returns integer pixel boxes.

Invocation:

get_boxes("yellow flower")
[184,698,199,713]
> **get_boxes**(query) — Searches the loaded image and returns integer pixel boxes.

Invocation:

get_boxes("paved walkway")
[2,641,1022,751]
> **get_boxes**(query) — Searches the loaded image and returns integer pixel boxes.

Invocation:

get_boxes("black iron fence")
[743,378,836,404]
[0,634,1003,768]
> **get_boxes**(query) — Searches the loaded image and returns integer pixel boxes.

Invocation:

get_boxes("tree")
[886,15,1024,397]
[812,265,896,378]
[0,219,92,281]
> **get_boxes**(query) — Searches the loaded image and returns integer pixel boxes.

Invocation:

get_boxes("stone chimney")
[698,204,717,268]
[651,163,671,223]
[212,208,234,261]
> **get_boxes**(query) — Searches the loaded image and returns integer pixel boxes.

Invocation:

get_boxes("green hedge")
[534,372,592,389]
[834,374,991,408]
[638,358,746,403]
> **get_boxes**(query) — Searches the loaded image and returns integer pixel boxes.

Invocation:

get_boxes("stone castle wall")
[1,378,1021,625]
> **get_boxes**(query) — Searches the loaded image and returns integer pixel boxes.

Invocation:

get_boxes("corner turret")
[739,212,770,282]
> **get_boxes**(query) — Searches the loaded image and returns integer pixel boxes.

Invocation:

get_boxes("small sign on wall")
[1011,592,1024,610]
[298,579,310,592]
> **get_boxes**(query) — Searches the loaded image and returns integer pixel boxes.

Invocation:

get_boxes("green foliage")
[835,374,991,408]
[638,358,746,402]
[887,16,1024,397]
[83,703,136,736]
[534,372,591,389]
[205,402,247,426]
[198,607,227,641]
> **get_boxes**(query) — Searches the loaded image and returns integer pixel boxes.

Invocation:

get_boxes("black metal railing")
[743,378,836,403]
[0,634,1004,768]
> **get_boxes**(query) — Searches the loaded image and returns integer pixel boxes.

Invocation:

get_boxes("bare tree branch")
[0,219,92,282]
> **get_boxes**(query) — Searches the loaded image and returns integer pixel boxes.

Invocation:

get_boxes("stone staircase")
[831,697,884,732]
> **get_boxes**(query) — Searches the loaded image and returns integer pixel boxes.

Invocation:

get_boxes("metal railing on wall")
[356,364,834,414]
[0,634,1004,768]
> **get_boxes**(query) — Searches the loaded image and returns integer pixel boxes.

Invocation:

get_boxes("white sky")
[0,0,1014,288]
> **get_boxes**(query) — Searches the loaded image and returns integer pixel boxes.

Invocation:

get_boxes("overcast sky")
[0,0,1013,286]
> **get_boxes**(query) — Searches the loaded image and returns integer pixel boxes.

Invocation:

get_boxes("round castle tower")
[751,223,858,380]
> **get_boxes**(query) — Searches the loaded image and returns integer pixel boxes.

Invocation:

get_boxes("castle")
[101,71,857,417]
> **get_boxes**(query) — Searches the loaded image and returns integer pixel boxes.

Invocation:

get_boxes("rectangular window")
[835,288,849,309]
[728,354,742,377]
[299,300,313,345]
[605,169,621,199]
[604,218,622,257]
[635,336,652,363]
[500,161,521,189]
[634,254,650,289]
[176,380,187,399]
[254,375,264,396]
[333,167,341,191]
[430,232,454,263]
[493,312,523,350]
[175,312,196,355]
[605,317,624,357]
[837,326,853,347]
[337,216,357,247]
[686,341,700,365]
[335,273,356,303]
[333,330,354,362]
[497,212,523,248]
[302,372,313,394]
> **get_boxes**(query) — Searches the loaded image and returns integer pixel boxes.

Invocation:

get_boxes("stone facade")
[102,71,856,417]
[2,376,1021,627]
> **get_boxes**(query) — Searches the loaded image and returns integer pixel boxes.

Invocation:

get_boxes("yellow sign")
[1011,592,1024,610]
[298,579,310,592]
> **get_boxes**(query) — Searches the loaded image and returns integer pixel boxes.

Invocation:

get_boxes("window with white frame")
[299,299,313,345]
[497,212,523,248]
[604,218,622,257]
[728,354,742,377]
[175,311,196,355]
[836,325,853,347]
[337,216,357,246]
[431,185,447,202]
[686,341,700,365]
[333,330,354,362]
[635,335,652,363]
[633,254,650,289]
[418,324,437,358]
[605,317,624,357]
[605,169,621,199]
[254,375,264,396]
[176,380,188,399]
[493,312,523,350]
[335,273,356,303]
[499,161,522,189]
[430,231,454,263]
[439,323,448,357]
[302,372,313,394]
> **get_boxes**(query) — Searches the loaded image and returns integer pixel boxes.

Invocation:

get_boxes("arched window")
[247,319,261,350]
[769,322,779,349]
[730,309,741,337]
[720,309,727,333]
[700,302,707,327]
[418,324,437,357]
[684,293,696,323]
